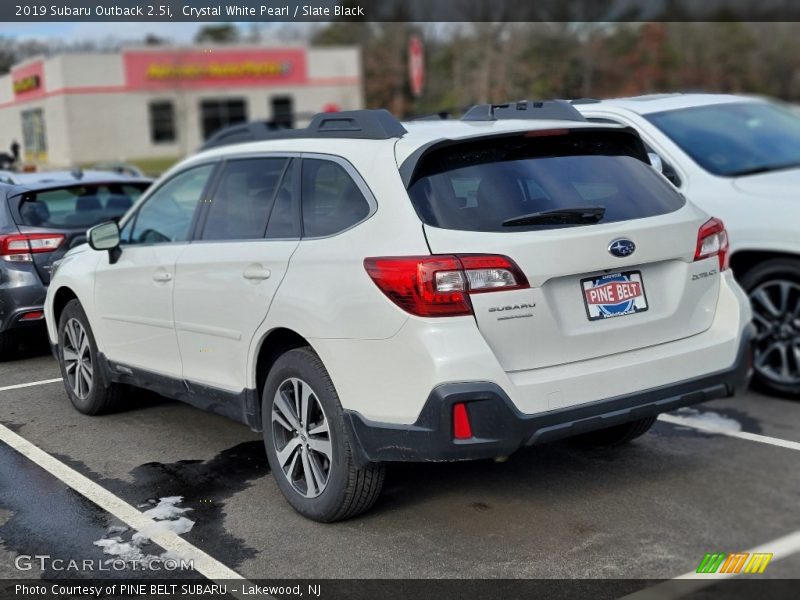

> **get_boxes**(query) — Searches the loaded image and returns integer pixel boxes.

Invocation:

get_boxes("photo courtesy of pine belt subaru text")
[44,101,754,522]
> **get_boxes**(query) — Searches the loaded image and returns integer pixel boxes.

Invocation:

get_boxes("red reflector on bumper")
[20,310,44,321]
[453,402,473,440]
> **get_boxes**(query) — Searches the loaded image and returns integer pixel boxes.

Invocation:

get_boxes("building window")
[21,108,47,162]
[200,98,247,140]
[149,101,176,144]
[270,96,294,129]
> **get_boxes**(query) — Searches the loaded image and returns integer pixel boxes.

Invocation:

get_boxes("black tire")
[739,258,800,397]
[574,416,657,447]
[262,347,385,522]
[57,299,128,415]
[0,330,18,359]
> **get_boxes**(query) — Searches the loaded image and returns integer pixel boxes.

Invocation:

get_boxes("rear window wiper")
[502,206,606,227]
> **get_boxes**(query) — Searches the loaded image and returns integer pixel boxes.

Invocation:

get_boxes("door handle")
[152,271,173,283]
[243,265,271,281]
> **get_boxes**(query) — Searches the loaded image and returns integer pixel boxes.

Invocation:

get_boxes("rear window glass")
[14,183,149,228]
[407,131,685,232]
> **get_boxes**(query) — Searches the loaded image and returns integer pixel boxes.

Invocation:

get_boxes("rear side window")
[407,131,685,232]
[14,183,149,228]
[301,159,371,238]
[201,158,288,241]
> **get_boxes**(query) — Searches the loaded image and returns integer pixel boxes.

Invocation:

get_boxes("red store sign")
[123,49,309,90]
[12,61,45,99]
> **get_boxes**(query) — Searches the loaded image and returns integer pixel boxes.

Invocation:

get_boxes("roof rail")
[200,109,408,151]
[569,98,602,105]
[411,112,452,121]
[462,100,586,122]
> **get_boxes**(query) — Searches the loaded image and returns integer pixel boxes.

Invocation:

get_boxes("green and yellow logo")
[696,552,773,574]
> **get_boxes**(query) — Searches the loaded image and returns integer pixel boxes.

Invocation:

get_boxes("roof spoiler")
[462,100,586,122]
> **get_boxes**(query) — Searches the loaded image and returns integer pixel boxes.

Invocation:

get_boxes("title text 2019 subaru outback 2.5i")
[45,102,753,521]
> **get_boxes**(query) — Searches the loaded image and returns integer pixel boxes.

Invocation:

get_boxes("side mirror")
[647,152,664,174]
[87,221,122,264]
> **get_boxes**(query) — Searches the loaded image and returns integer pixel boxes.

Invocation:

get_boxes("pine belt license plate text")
[581,271,649,321]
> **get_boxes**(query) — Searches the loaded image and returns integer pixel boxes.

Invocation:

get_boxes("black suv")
[0,170,151,356]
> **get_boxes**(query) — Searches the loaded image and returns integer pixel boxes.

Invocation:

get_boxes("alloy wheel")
[271,377,332,498]
[749,279,800,387]
[63,318,93,400]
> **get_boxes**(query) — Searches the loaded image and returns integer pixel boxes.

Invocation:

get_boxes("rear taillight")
[364,254,529,317]
[0,233,64,262]
[694,218,729,270]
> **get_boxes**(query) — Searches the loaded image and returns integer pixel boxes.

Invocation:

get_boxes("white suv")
[574,94,800,396]
[45,103,753,521]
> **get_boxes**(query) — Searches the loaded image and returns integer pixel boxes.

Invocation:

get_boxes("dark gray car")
[0,170,151,357]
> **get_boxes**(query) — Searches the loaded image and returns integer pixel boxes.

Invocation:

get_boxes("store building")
[0,45,363,166]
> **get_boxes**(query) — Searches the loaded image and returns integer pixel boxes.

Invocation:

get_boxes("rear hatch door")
[406,128,721,372]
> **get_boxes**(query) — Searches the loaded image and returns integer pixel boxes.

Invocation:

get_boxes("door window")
[265,159,299,239]
[125,164,214,245]
[201,158,288,241]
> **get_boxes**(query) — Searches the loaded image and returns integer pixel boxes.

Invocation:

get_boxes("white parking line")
[0,378,62,392]
[0,422,246,583]
[658,414,800,452]
[621,527,800,599]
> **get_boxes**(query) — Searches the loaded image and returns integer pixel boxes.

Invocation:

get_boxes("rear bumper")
[344,324,754,465]
[0,284,47,334]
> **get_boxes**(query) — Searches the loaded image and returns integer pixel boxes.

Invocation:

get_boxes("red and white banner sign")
[408,36,425,98]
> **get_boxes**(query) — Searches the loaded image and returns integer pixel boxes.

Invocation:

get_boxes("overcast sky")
[0,22,217,43]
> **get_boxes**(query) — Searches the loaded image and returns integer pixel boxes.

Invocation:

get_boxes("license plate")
[581,271,649,321]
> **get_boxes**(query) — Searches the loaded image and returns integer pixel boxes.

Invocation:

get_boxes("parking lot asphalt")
[1,337,799,589]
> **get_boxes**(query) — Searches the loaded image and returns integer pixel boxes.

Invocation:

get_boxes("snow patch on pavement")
[672,407,743,432]
[94,496,194,568]
[106,524,128,536]
[143,496,192,521]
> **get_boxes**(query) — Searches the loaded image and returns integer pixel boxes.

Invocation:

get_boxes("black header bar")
[7,0,800,23]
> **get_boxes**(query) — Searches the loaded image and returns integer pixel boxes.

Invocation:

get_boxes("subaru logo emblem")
[608,239,636,257]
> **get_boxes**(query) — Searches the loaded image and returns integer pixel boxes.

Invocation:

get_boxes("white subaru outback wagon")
[45,102,753,521]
